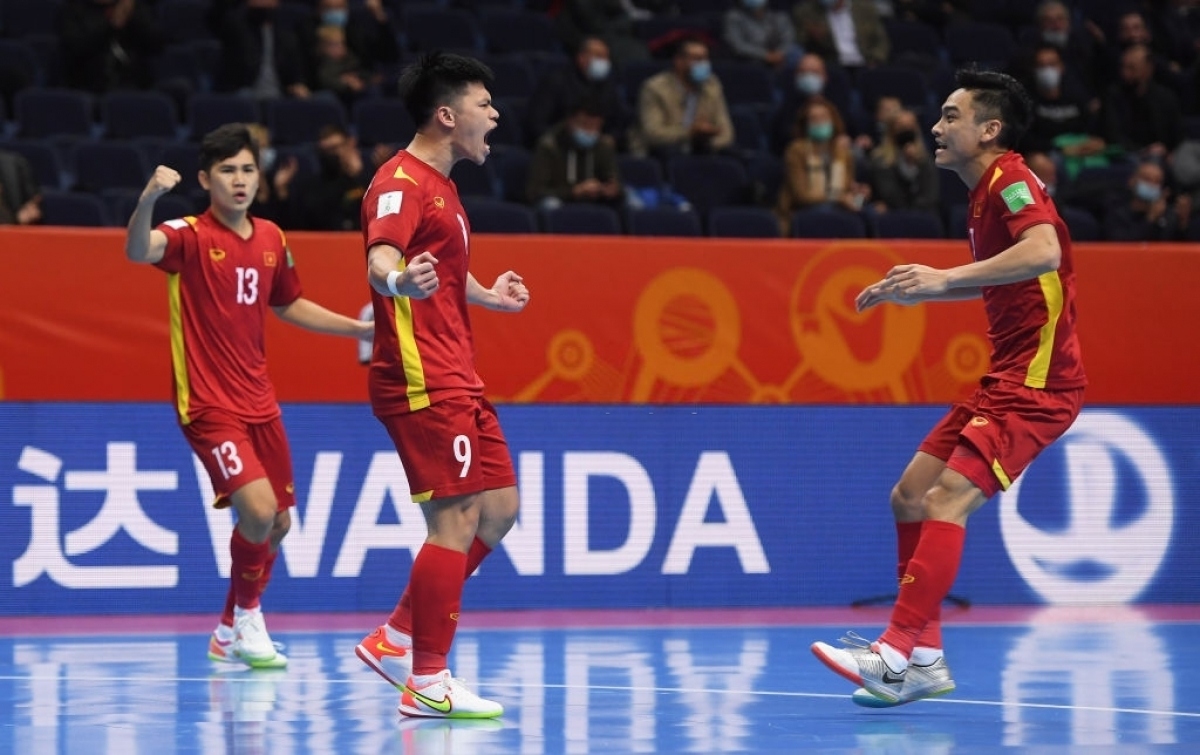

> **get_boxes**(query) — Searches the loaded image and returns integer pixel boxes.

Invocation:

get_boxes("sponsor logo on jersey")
[209,248,226,261]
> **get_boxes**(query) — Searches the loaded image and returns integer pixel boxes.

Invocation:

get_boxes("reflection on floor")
[2,606,1198,754]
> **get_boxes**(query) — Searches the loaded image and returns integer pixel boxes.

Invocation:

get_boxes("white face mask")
[795,72,824,95]
[1042,30,1069,46]
[1134,180,1162,203]
[586,56,611,82]
[1036,66,1062,90]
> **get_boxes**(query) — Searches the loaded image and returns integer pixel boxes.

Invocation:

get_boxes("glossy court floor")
[2,605,1199,754]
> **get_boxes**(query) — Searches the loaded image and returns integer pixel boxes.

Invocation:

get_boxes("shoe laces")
[838,630,873,649]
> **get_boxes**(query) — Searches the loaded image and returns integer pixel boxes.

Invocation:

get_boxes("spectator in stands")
[774,95,868,234]
[56,0,165,94]
[208,0,312,100]
[0,149,42,226]
[1107,9,1189,91]
[1015,0,1103,97]
[867,108,938,214]
[292,124,371,230]
[299,0,399,80]
[771,53,831,153]
[525,37,628,151]
[1101,44,1183,162]
[1022,44,1103,158]
[1169,138,1200,208]
[631,38,735,161]
[891,0,971,33]
[555,0,650,69]
[1025,149,1091,216]
[527,97,624,213]
[312,24,372,110]
[723,0,802,71]
[245,123,299,227]
[1102,158,1192,241]
[791,0,889,74]
[853,94,902,156]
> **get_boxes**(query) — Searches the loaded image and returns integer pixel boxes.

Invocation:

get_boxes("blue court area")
[3,608,1199,754]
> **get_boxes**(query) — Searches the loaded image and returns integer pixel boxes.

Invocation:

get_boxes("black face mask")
[894,130,918,146]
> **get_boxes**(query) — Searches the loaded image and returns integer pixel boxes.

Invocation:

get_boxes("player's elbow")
[1035,238,1062,274]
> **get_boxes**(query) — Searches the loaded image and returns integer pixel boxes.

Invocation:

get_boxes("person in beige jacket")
[632,37,735,160]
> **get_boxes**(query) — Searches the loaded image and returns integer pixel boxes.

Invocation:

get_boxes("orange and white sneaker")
[209,627,288,669]
[399,670,503,719]
[355,625,412,689]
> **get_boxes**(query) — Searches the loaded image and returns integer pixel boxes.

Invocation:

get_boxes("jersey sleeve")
[269,229,303,307]
[364,177,424,260]
[152,216,196,274]
[990,169,1057,239]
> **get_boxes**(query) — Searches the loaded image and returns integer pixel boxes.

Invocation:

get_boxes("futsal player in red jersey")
[124,123,372,669]
[352,52,530,719]
[811,68,1087,706]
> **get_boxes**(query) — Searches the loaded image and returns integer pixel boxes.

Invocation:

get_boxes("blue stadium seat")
[884,18,946,65]
[187,93,259,142]
[856,66,932,116]
[620,60,669,105]
[111,191,196,227]
[157,0,216,45]
[791,208,867,238]
[743,152,783,206]
[158,143,203,196]
[871,208,945,239]
[2,139,66,191]
[102,91,181,140]
[450,159,500,199]
[0,39,43,90]
[540,204,622,235]
[1188,213,1200,242]
[947,203,968,239]
[667,155,750,214]
[730,106,767,153]
[943,22,1015,70]
[485,55,536,101]
[1059,206,1101,242]
[461,197,538,234]
[708,206,781,238]
[2,0,62,36]
[491,99,526,147]
[264,98,347,146]
[617,155,664,190]
[626,207,702,237]
[73,142,150,192]
[353,98,416,147]
[40,191,112,227]
[713,62,778,110]
[488,145,531,203]
[14,88,94,139]
[402,8,484,53]
[480,9,562,56]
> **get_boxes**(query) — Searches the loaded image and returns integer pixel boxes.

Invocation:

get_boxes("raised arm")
[272,298,372,339]
[125,165,181,264]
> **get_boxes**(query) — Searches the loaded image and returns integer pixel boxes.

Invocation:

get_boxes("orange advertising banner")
[0,227,1197,404]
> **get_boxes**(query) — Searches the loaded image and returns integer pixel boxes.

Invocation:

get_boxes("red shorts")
[919,379,1085,498]
[182,410,296,511]
[377,395,517,502]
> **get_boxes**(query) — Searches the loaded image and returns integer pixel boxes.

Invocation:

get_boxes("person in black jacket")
[0,150,42,225]
[208,0,312,100]
[525,36,628,149]
[56,0,164,94]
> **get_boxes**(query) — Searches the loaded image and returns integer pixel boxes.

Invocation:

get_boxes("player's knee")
[890,481,925,519]
[921,482,973,524]
[270,510,292,545]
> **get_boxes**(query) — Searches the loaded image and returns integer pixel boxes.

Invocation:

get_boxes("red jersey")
[965,151,1086,390]
[154,211,303,424]
[361,150,483,416]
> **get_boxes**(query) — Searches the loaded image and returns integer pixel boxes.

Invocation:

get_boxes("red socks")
[409,543,468,675]
[896,521,943,650]
[229,527,271,611]
[880,520,965,658]
[389,537,492,637]
[222,547,278,626]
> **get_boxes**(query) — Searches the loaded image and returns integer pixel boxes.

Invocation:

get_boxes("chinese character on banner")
[13,443,179,589]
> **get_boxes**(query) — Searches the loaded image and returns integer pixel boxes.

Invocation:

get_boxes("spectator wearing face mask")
[775,95,868,234]
[631,37,735,160]
[1022,44,1102,158]
[527,97,624,212]
[770,52,856,154]
[293,124,374,230]
[723,0,803,71]
[1102,158,1192,241]
[299,0,399,83]
[525,36,628,150]
[867,108,937,214]
[1015,0,1103,97]
[792,0,889,74]
[245,123,299,227]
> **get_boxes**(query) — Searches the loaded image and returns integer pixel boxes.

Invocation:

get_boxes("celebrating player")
[352,52,530,719]
[811,68,1086,706]
[125,123,372,669]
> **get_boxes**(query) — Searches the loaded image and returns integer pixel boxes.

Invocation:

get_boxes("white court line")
[6,674,1199,720]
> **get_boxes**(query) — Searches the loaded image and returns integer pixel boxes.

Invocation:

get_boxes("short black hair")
[199,123,258,172]
[397,51,494,128]
[955,67,1034,149]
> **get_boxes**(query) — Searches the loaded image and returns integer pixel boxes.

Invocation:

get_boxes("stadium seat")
[730,106,767,153]
[856,66,931,116]
[626,207,702,237]
[712,62,778,110]
[353,98,416,147]
[107,189,195,227]
[102,91,181,140]
[938,168,968,226]
[187,93,259,142]
[1,0,62,36]
[488,145,531,203]
[1058,206,1101,242]
[0,39,43,90]
[871,209,945,239]
[616,155,664,191]
[158,143,203,195]
[263,98,347,146]
[157,0,213,45]
[540,204,622,235]
[943,22,1015,70]
[402,8,484,53]
[461,197,538,234]
[946,203,968,239]
[484,56,536,101]
[668,155,751,214]
[480,9,562,56]
[14,88,94,139]
[450,159,500,199]
[490,99,526,148]
[791,208,867,238]
[620,60,669,104]
[743,151,784,206]
[1188,213,1200,242]
[40,191,112,227]
[708,206,781,238]
[2,139,66,191]
[73,142,150,192]
[884,18,946,65]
